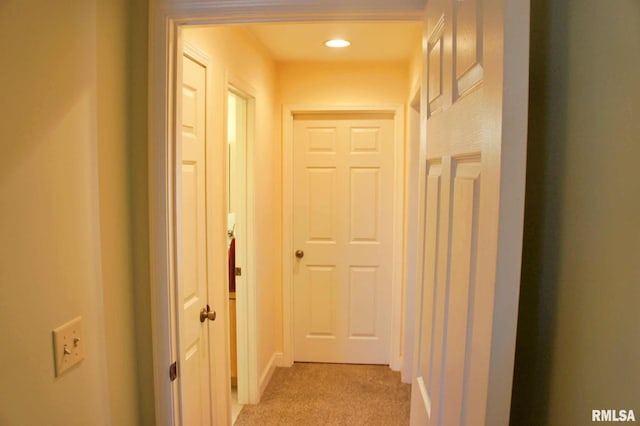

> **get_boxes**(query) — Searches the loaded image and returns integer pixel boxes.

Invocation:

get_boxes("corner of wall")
[259,352,285,399]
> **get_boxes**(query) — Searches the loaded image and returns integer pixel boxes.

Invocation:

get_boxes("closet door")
[292,114,395,364]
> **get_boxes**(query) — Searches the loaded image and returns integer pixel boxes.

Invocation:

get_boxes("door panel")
[348,266,378,337]
[307,168,337,241]
[350,168,380,242]
[307,266,337,337]
[293,115,394,365]
[178,52,212,426]
[440,160,481,425]
[411,0,529,424]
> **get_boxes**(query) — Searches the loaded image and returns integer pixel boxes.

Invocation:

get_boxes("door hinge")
[169,361,178,382]
[235,267,242,276]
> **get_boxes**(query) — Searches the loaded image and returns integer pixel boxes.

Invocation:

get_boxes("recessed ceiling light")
[325,39,351,48]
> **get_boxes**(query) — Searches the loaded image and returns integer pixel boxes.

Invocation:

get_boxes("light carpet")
[235,363,411,426]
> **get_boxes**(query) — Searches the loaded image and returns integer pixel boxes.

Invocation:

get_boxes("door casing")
[226,79,259,405]
[402,86,421,384]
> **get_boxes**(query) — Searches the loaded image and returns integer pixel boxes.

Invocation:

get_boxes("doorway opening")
[226,84,258,422]
[150,2,530,424]
[150,8,422,421]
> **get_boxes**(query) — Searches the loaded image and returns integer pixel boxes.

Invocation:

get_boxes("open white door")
[410,0,529,425]
[176,49,214,425]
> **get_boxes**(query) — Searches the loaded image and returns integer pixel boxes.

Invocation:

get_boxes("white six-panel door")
[293,114,394,364]
[410,0,529,424]
[178,52,213,425]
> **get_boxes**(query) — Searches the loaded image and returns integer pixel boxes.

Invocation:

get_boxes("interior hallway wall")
[0,1,112,424]
[97,0,151,423]
[0,1,152,424]
[127,0,155,423]
[183,25,281,390]
[277,61,409,106]
[511,0,640,424]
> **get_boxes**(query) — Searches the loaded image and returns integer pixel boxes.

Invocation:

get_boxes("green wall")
[511,0,640,424]
[126,0,155,424]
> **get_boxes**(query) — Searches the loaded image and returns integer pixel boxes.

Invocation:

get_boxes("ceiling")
[244,21,423,63]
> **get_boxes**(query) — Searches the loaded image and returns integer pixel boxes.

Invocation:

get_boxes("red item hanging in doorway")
[228,238,236,292]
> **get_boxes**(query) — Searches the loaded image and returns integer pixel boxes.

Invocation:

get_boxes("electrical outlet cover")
[52,316,84,377]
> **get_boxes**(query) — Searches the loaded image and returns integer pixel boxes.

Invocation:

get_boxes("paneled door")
[293,114,394,364]
[410,0,530,425]
[177,50,213,425]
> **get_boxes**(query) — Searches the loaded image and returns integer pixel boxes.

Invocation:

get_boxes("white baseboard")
[259,352,284,398]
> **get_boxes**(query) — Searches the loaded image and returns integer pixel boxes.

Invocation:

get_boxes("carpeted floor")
[234,363,411,426]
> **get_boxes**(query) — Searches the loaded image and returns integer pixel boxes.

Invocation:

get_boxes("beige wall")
[511,0,640,424]
[183,25,282,386]
[0,1,111,424]
[277,61,409,106]
[97,0,144,423]
[407,43,422,98]
[0,1,150,424]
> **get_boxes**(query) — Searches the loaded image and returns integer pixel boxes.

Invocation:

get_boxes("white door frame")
[148,2,422,425]
[281,105,405,369]
[225,79,260,404]
[401,85,421,384]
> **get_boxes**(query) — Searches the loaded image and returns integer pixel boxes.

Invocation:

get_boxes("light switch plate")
[52,316,84,377]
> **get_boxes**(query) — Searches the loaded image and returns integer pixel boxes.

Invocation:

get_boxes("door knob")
[200,305,216,323]
[295,249,304,259]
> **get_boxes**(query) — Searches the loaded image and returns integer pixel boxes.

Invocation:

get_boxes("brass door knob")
[200,305,216,323]
[295,250,304,259]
